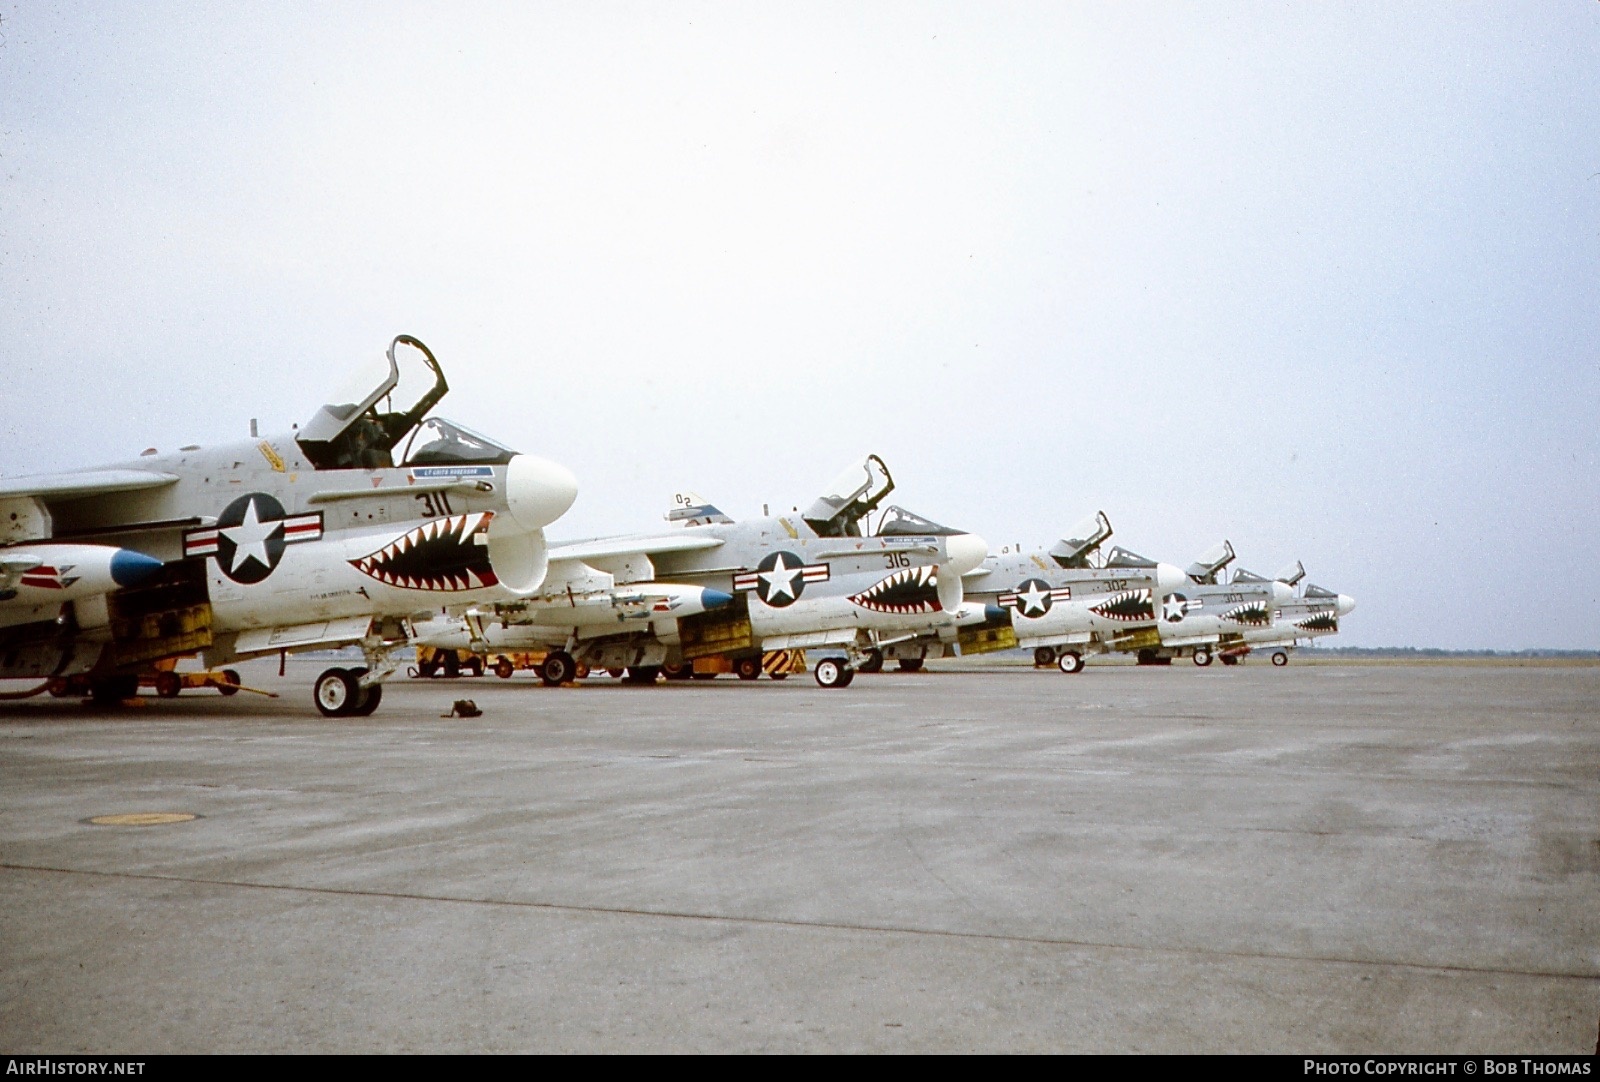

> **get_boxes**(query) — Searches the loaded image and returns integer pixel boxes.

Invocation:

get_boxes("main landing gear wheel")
[734,657,762,681]
[351,681,383,716]
[90,675,139,706]
[1193,647,1213,667]
[540,651,577,687]
[813,658,855,688]
[1034,646,1057,667]
[1057,650,1085,674]
[857,649,884,674]
[1272,651,1289,667]
[314,667,361,717]
[896,658,924,673]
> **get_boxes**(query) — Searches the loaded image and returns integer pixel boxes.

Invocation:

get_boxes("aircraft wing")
[548,534,725,563]
[0,469,180,501]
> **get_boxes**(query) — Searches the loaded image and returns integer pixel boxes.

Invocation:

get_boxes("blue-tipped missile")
[0,543,164,603]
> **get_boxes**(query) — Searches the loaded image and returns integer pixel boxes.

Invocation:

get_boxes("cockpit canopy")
[298,335,456,470]
[1275,560,1306,587]
[873,505,965,538]
[1185,540,1236,584]
[803,455,895,537]
[1049,511,1112,568]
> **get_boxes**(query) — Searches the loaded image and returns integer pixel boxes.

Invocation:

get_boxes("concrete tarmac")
[1,660,1595,1053]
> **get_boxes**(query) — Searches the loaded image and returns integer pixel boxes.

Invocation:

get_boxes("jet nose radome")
[109,549,165,588]
[943,533,989,576]
[1155,562,1187,595]
[1337,594,1356,616]
[1271,580,1296,605]
[503,454,579,532]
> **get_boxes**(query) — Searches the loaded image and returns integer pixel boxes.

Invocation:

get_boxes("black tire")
[857,649,884,674]
[351,682,383,716]
[813,658,852,688]
[1272,651,1289,667]
[441,652,461,679]
[769,672,788,681]
[734,657,761,681]
[418,658,440,679]
[662,662,692,681]
[494,658,515,679]
[1057,650,1085,674]
[219,669,242,695]
[1034,646,1057,667]
[1193,648,1213,667]
[90,675,139,705]
[896,658,924,673]
[692,671,717,681]
[465,656,484,678]
[540,651,577,687]
[624,666,661,685]
[1220,654,1240,666]
[154,671,183,699]
[314,667,360,716]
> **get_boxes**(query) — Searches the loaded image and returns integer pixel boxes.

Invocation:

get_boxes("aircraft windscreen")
[1104,546,1158,570]
[403,418,518,466]
[874,506,964,537]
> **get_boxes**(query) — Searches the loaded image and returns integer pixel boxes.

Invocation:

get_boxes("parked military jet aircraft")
[0,335,578,714]
[440,455,988,687]
[1223,573,1356,665]
[1110,548,1296,666]
[870,512,1190,673]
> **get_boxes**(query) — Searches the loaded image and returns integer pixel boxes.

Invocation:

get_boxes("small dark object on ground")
[444,699,482,718]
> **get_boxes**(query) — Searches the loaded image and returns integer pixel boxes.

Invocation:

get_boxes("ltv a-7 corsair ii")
[1222,566,1356,665]
[0,335,577,714]
[868,512,1189,673]
[425,455,988,688]
[1110,543,1298,667]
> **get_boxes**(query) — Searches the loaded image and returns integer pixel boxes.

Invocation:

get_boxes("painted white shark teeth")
[1222,602,1272,625]
[348,513,499,592]
[848,564,944,614]
[1090,588,1154,622]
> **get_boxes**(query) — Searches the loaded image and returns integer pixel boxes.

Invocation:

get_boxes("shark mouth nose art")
[1090,588,1154,622]
[1221,601,1273,626]
[350,512,498,592]
[850,565,943,614]
[1296,610,1339,632]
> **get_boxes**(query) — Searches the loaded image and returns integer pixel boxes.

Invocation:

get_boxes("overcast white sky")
[2,3,1597,649]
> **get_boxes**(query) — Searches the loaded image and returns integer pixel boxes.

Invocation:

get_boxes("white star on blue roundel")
[1014,578,1053,617]
[755,551,806,607]
[215,493,288,584]
[1162,593,1189,623]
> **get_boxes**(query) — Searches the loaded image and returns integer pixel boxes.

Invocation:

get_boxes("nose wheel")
[1056,650,1085,674]
[1192,647,1213,667]
[813,657,855,688]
